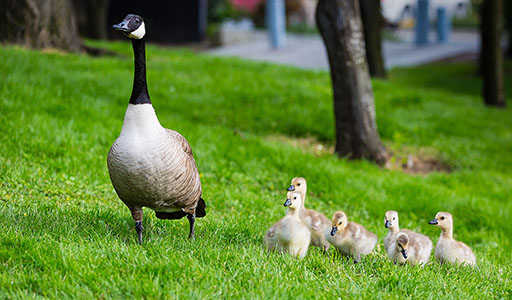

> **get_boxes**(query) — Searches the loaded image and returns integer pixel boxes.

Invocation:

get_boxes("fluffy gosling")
[287,177,331,251]
[326,211,377,263]
[384,210,432,266]
[264,191,311,259]
[429,212,476,266]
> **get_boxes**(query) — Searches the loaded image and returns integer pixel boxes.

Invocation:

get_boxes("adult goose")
[108,14,206,243]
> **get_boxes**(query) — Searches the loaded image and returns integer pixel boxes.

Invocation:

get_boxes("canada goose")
[326,211,377,263]
[287,177,330,251]
[429,212,476,266]
[384,210,432,265]
[387,232,432,266]
[264,191,311,259]
[108,14,206,243]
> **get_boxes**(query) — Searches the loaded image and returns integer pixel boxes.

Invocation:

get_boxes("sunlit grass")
[0,42,511,298]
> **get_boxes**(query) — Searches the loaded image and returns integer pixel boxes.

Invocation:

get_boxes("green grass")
[1,41,511,299]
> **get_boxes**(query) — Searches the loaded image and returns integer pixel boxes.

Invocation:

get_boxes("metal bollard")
[267,0,287,49]
[415,0,430,46]
[436,7,451,43]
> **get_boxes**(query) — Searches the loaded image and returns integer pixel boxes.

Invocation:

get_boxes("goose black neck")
[130,38,151,105]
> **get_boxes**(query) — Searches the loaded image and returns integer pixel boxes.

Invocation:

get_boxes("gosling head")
[384,210,399,229]
[284,191,302,209]
[287,177,307,194]
[330,211,348,236]
[429,212,453,230]
[113,14,146,39]
[395,232,409,259]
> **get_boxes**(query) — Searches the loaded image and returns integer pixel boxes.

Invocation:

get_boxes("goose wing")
[166,129,194,158]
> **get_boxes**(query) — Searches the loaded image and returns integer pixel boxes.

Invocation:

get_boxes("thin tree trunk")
[504,0,512,58]
[73,0,110,39]
[316,0,387,165]
[480,0,506,107]
[360,0,386,78]
[0,0,82,52]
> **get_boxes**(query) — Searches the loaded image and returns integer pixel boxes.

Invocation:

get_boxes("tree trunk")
[0,0,82,52]
[360,0,387,78]
[73,0,110,39]
[316,0,387,165]
[504,0,512,58]
[480,0,506,107]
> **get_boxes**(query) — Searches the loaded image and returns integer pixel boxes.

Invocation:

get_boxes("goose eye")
[440,217,445,220]
[338,222,342,225]
[293,197,297,200]
[297,183,301,186]
[393,217,395,220]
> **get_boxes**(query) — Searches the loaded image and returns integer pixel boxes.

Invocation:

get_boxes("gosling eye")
[338,222,342,225]
[293,197,297,200]
[440,216,445,220]
[393,217,396,220]
[297,183,301,186]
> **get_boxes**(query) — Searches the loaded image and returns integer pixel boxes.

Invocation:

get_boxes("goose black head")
[113,14,146,39]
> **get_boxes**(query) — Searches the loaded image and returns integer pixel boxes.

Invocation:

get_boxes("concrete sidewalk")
[207,29,480,70]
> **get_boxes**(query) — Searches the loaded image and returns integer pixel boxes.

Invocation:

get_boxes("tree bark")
[73,0,110,39]
[360,0,386,78]
[0,0,82,52]
[316,0,387,165]
[480,0,506,107]
[504,0,512,58]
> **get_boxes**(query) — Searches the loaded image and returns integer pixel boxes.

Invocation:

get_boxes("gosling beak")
[113,20,130,32]
[330,226,338,236]
[287,185,295,191]
[401,249,408,259]
[283,198,292,207]
[385,220,391,228]
[429,218,438,225]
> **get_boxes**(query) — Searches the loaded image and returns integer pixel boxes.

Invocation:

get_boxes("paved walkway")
[207,29,480,70]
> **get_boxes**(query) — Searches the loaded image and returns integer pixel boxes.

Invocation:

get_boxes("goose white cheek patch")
[129,22,146,39]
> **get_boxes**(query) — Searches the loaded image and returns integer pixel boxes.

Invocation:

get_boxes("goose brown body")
[108,105,202,215]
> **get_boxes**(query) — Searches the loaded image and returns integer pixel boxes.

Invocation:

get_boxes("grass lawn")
[0,42,511,299]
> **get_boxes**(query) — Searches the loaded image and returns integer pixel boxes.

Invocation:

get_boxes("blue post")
[436,7,451,43]
[267,0,286,49]
[415,0,429,46]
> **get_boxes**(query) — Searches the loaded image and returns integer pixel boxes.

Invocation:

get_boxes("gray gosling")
[429,212,476,266]
[287,177,331,251]
[384,210,432,266]
[265,191,311,259]
[326,211,377,263]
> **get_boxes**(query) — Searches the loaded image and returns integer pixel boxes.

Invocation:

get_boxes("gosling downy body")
[387,232,432,266]
[287,177,331,251]
[265,191,311,259]
[429,212,476,266]
[326,211,377,263]
[384,210,432,266]
[108,14,206,243]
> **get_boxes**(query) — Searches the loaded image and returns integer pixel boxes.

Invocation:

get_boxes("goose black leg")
[187,213,196,240]
[135,221,144,245]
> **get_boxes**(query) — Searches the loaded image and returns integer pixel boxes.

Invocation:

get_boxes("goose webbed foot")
[187,213,196,240]
[135,221,144,245]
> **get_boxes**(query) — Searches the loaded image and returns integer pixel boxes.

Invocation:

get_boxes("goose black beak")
[429,218,438,225]
[385,220,391,228]
[330,226,338,236]
[113,20,130,32]
[284,198,292,207]
[287,185,295,191]
[401,249,408,259]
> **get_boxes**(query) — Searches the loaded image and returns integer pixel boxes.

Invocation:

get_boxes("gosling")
[384,210,432,266]
[388,232,432,266]
[287,177,331,251]
[264,191,311,259]
[429,212,476,266]
[326,211,377,263]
